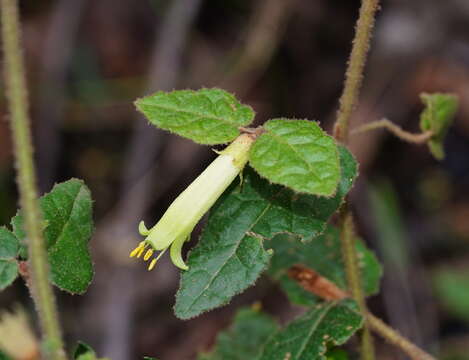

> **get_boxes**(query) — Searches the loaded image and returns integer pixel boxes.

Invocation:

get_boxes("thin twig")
[340,211,375,360]
[333,0,380,144]
[352,119,433,144]
[367,312,437,360]
[0,0,66,359]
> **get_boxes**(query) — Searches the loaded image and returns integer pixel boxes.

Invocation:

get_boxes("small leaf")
[258,299,362,360]
[73,342,109,360]
[0,228,19,290]
[12,179,94,294]
[73,342,95,359]
[135,88,255,145]
[198,307,279,360]
[174,147,357,318]
[250,119,340,196]
[268,226,382,306]
[419,93,458,160]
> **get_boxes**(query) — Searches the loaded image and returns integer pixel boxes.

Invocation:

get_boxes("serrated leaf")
[0,228,19,290]
[258,299,362,360]
[174,187,272,319]
[198,308,279,360]
[250,119,340,196]
[12,179,94,294]
[419,93,458,160]
[268,226,382,306]
[174,147,357,318]
[135,88,255,145]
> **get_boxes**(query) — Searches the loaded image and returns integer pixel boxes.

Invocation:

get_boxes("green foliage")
[12,180,94,294]
[174,147,357,319]
[250,119,340,196]
[325,349,349,360]
[0,350,11,360]
[173,180,272,319]
[433,268,469,323]
[198,308,278,360]
[419,93,458,160]
[268,226,382,306]
[73,342,109,360]
[135,88,255,145]
[0,227,19,290]
[258,300,363,360]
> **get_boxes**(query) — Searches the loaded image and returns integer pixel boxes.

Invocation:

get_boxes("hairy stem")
[0,0,66,359]
[367,312,437,360]
[340,212,375,360]
[333,0,380,143]
[352,119,434,144]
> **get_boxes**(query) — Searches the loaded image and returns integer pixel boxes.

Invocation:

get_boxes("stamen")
[148,258,157,271]
[143,249,154,261]
[136,244,147,258]
[129,246,141,258]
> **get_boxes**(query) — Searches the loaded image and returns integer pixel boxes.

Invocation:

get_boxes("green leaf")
[258,299,362,360]
[0,228,19,290]
[174,184,272,319]
[268,226,382,306]
[73,342,109,360]
[135,88,255,145]
[433,268,469,323]
[0,350,12,360]
[250,119,340,196]
[419,93,458,160]
[12,179,94,294]
[198,307,279,360]
[325,349,349,360]
[174,147,357,319]
[0,227,19,259]
[0,261,17,291]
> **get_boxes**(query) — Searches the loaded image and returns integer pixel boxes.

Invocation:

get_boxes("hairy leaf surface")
[12,180,93,294]
[258,300,362,360]
[250,119,340,196]
[136,88,255,145]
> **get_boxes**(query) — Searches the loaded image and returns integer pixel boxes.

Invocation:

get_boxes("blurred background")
[1,0,469,359]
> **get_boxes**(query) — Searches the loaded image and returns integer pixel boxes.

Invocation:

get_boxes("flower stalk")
[130,133,255,270]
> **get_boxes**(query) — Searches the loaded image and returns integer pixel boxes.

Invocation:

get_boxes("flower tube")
[130,133,255,270]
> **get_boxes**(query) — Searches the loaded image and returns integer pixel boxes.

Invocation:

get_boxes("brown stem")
[352,119,434,144]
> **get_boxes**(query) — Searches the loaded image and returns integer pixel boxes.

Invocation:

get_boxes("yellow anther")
[143,249,154,261]
[136,244,146,258]
[129,246,141,258]
[148,258,157,271]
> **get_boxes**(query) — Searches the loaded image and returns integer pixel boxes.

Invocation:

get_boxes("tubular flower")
[130,133,255,271]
